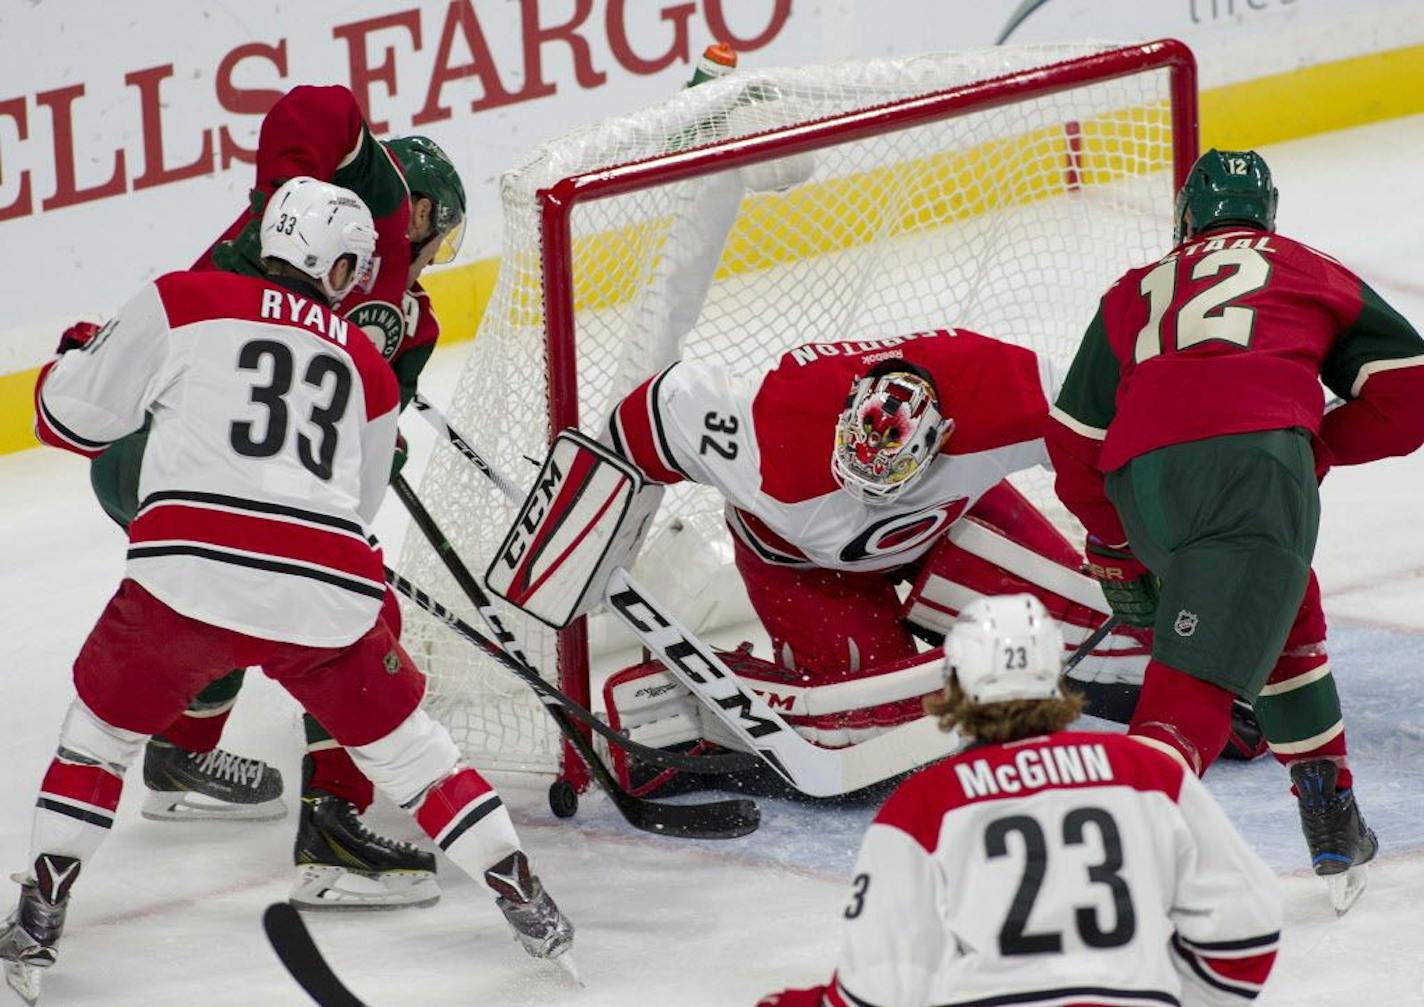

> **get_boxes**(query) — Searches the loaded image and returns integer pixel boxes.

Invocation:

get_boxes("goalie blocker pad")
[486,430,662,629]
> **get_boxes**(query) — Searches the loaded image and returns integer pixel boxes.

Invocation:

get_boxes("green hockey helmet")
[1174,148,1278,242]
[384,135,466,263]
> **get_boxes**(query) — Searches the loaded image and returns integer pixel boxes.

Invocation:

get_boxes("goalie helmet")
[944,594,1063,704]
[1175,148,1278,242]
[831,360,951,505]
[384,135,466,264]
[259,177,376,305]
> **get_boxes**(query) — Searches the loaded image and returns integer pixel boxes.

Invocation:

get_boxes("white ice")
[5,115,1424,1005]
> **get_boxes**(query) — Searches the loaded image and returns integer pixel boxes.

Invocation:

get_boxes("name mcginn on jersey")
[955,742,1113,798]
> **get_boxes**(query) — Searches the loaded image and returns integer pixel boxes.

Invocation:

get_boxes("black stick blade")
[615,793,761,839]
[263,902,366,1007]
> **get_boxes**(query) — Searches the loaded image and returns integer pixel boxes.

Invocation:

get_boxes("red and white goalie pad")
[486,430,662,629]
[904,517,1151,690]
[602,646,945,786]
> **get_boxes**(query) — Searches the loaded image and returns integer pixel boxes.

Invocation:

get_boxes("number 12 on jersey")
[1134,247,1273,364]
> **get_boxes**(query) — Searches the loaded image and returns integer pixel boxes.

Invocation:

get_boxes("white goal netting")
[399,41,1191,778]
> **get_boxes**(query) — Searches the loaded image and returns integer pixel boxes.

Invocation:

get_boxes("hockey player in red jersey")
[759,594,1282,1007]
[1,179,571,1003]
[1047,148,1424,912]
[80,84,468,909]
[598,326,1158,777]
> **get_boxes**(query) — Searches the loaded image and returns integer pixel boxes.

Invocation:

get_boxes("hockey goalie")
[487,321,1266,795]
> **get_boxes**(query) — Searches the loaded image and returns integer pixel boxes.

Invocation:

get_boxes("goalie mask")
[945,594,1063,704]
[831,361,951,505]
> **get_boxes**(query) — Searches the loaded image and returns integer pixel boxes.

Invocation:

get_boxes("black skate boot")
[290,791,439,911]
[484,851,575,973]
[0,854,81,1005]
[141,737,285,821]
[1291,759,1378,915]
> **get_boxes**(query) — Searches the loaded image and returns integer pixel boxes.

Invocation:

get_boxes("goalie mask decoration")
[831,361,951,505]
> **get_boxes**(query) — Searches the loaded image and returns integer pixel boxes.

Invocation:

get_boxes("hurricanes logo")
[346,300,404,359]
[1174,610,1199,637]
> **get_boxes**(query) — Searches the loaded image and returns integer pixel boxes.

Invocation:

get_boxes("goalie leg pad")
[904,517,1151,689]
[605,647,947,760]
[731,535,919,679]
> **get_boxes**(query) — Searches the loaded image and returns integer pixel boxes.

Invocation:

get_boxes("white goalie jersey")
[815,731,1281,1007]
[606,328,1058,573]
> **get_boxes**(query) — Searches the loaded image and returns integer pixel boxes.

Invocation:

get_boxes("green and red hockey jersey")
[1047,227,1424,543]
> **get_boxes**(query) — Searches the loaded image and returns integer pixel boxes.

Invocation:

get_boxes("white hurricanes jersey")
[607,329,1058,572]
[36,271,399,647]
[821,731,1282,1007]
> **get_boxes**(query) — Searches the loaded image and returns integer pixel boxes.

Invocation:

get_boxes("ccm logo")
[839,498,969,563]
[499,458,563,569]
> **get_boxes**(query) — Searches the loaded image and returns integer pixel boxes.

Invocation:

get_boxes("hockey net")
[399,40,1197,785]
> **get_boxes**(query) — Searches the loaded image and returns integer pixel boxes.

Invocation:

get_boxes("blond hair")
[925,677,1084,745]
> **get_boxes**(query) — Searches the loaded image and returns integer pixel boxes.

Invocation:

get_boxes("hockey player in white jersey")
[1,178,571,1004]
[759,595,1282,1007]
[595,330,1260,783]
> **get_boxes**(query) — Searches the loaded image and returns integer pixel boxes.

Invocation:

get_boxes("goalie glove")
[1084,536,1159,629]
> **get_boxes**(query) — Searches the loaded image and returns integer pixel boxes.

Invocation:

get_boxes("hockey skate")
[141,737,285,821]
[484,851,577,978]
[1291,759,1378,916]
[290,792,439,911]
[1,855,80,1006]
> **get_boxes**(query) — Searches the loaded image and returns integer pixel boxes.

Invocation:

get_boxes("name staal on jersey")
[35,271,400,647]
[606,328,1058,572]
[824,731,1282,1007]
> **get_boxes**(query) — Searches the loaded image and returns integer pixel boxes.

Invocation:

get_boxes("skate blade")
[290,865,440,912]
[1327,863,1369,916]
[141,791,286,822]
[554,951,583,986]
[4,961,41,1005]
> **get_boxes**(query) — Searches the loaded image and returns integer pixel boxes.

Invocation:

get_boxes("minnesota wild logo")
[346,300,404,359]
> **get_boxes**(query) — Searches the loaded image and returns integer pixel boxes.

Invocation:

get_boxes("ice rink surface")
[5,116,1424,1005]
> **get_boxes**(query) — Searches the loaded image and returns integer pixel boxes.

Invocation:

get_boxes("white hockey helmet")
[831,359,951,505]
[259,177,377,305]
[944,594,1064,704]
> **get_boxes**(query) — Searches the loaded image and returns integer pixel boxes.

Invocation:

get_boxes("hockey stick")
[263,902,366,1007]
[1062,615,1121,676]
[411,398,963,797]
[389,475,758,777]
[388,476,760,839]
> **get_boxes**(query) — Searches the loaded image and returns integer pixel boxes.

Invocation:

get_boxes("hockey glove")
[1085,536,1159,629]
[389,431,409,482]
[56,320,101,354]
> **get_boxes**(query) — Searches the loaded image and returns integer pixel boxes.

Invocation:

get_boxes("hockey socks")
[153,668,246,753]
[1255,646,1352,792]
[303,715,375,810]
[31,700,144,865]
[411,769,519,886]
[1127,660,1235,776]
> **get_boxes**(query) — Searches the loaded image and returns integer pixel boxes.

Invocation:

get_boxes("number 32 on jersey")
[1135,244,1274,363]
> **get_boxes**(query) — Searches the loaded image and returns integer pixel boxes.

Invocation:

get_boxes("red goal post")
[402,40,1199,798]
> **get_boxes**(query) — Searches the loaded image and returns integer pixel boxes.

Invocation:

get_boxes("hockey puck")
[548,780,579,819]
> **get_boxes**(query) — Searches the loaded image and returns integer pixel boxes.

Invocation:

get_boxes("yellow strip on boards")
[0,366,38,454]
[5,41,1424,457]
[1200,43,1424,151]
